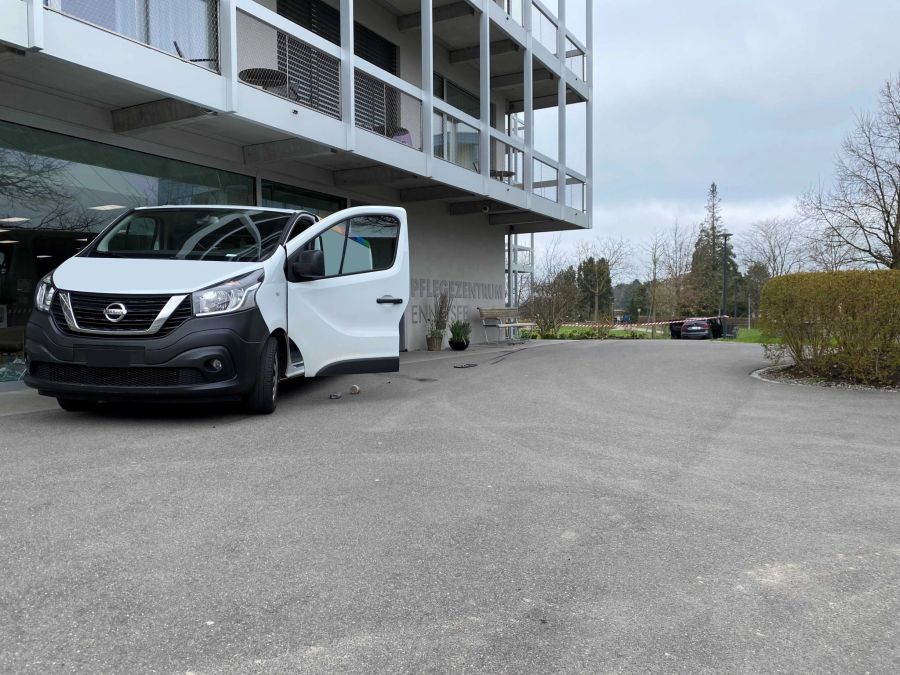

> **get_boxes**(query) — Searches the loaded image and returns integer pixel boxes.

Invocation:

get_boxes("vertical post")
[523,2,534,196]
[220,0,238,112]
[421,0,434,174]
[584,0,593,226]
[721,231,731,321]
[479,1,490,187]
[507,228,514,308]
[340,0,355,150]
[556,0,566,206]
[26,0,45,50]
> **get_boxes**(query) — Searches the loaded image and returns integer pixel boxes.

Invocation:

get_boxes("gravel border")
[751,364,900,393]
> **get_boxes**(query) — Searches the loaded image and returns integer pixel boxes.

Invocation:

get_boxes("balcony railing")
[533,157,558,203]
[236,9,341,119]
[565,174,585,211]
[433,110,479,172]
[46,0,220,72]
[532,2,557,53]
[355,70,423,150]
[491,138,524,188]
[565,37,585,81]
[492,0,523,26]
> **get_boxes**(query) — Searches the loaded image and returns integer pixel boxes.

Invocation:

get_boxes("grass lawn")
[733,328,780,344]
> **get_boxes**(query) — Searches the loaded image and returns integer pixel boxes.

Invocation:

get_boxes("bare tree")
[799,73,900,269]
[0,149,70,209]
[644,231,663,336]
[660,220,695,316]
[523,236,578,335]
[574,236,633,321]
[739,217,806,277]
[804,225,858,271]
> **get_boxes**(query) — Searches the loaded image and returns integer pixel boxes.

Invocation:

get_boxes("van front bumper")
[24,308,270,401]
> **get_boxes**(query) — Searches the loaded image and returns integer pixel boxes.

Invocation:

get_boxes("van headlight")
[35,273,56,312]
[192,271,264,316]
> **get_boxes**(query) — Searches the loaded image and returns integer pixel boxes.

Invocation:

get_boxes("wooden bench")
[477,307,536,343]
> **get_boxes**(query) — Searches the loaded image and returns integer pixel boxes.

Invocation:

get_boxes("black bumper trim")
[24,308,270,400]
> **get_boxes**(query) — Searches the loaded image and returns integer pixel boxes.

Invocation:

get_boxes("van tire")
[57,397,98,412]
[245,336,279,414]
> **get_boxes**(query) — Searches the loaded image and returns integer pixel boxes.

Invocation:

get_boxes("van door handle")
[377,296,403,304]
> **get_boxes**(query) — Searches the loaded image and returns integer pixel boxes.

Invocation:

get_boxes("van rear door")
[284,207,408,376]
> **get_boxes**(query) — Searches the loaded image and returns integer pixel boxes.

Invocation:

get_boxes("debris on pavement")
[453,363,478,369]
[349,384,361,395]
[328,392,342,399]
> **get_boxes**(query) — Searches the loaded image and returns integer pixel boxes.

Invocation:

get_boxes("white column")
[523,1,534,196]
[219,0,238,112]
[556,0,566,206]
[478,0,490,188]
[340,0,356,151]
[421,0,434,175]
[585,0,593,222]
[26,0,44,50]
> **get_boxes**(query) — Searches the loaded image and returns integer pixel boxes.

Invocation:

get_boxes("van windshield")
[88,208,292,262]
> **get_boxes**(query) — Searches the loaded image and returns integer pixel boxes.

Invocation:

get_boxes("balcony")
[4,0,590,232]
[46,0,220,72]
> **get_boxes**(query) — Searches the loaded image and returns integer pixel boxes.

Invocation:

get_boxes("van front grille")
[51,294,191,338]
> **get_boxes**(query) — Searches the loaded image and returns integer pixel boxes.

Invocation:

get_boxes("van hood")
[52,257,266,295]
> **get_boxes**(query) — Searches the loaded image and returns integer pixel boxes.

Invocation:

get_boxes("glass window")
[0,120,255,364]
[92,209,291,262]
[261,179,343,217]
[306,215,400,278]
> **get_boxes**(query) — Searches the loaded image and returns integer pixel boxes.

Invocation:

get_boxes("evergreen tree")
[688,183,740,314]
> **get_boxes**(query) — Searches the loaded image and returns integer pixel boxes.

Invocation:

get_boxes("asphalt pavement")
[1,340,898,673]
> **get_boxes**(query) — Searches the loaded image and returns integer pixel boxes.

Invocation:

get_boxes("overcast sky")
[535,0,900,271]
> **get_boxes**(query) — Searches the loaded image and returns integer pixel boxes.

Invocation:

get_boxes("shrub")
[760,270,900,385]
[449,320,471,342]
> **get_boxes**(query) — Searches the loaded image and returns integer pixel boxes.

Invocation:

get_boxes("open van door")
[284,206,409,376]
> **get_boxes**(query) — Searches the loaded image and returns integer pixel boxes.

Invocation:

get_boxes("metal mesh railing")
[433,111,479,171]
[565,174,585,211]
[236,10,341,119]
[533,157,558,202]
[47,0,220,71]
[355,70,422,150]
[491,138,524,187]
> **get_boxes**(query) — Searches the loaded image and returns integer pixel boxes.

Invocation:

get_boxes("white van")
[25,205,409,414]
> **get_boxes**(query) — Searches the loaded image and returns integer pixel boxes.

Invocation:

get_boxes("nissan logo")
[103,302,128,323]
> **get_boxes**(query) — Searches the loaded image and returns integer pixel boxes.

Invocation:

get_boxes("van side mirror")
[291,249,325,281]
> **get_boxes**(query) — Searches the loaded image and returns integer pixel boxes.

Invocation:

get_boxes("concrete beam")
[333,165,412,187]
[449,39,519,64]
[398,2,474,32]
[489,211,552,226]
[506,89,584,114]
[448,200,517,215]
[491,68,554,89]
[399,185,465,202]
[111,98,212,133]
[243,138,333,165]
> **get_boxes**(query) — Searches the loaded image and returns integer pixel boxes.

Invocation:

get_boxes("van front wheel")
[245,337,279,414]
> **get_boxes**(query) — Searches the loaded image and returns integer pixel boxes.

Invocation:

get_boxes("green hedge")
[760,270,900,385]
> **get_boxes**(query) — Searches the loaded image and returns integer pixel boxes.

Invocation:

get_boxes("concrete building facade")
[0,0,591,360]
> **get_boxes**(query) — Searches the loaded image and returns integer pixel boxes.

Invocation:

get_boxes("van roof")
[132,205,304,215]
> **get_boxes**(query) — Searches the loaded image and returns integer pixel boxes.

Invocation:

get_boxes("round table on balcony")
[238,68,288,91]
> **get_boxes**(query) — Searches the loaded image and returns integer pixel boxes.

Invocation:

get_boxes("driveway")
[1,341,897,673]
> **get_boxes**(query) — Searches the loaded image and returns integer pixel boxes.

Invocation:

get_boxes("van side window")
[306,215,400,278]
